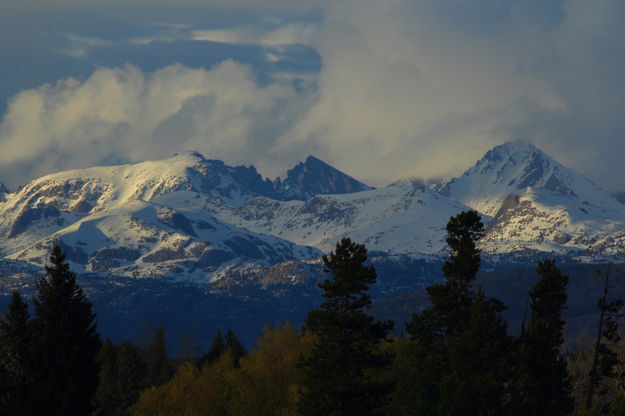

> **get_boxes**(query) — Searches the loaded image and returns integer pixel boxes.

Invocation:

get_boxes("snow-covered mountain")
[443,141,624,217]
[0,152,262,255]
[5,142,625,353]
[0,152,366,254]
[7,196,321,280]
[273,155,373,201]
[2,141,625,286]
[207,180,469,255]
[442,141,625,259]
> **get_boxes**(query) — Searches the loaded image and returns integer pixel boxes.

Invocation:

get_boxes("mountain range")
[1,141,625,348]
[1,141,625,285]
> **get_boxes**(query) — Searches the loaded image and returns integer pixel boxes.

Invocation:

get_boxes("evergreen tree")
[0,291,32,415]
[508,259,573,415]
[405,210,512,415]
[197,328,225,369]
[225,328,247,368]
[197,328,246,369]
[586,263,624,410]
[442,209,485,292]
[298,238,393,416]
[94,339,146,416]
[29,244,101,416]
[145,326,172,387]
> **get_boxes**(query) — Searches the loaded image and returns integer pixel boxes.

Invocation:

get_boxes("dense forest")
[1,211,625,415]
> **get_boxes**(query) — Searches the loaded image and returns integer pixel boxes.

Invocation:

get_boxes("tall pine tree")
[299,238,393,416]
[405,210,512,415]
[508,259,573,415]
[197,328,226,369]
[225,328,246,368]
[145,326,172,387]
[0,291,32,415]
[29,244,101,416]
[585,263,624,410]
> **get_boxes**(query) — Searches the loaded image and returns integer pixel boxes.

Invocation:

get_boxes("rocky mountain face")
[272,155,373,201]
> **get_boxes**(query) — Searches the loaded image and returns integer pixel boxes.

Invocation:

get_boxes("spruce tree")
[405,210,512,415]
[508,259,573,415]
[299,238,393,416]
[29,244,101,416]
[225,328,246,368]
[0,291,32,415]
[94,339,146,416]
[197,328,226,369]
[586,263,624,410]
[145,326,172,387]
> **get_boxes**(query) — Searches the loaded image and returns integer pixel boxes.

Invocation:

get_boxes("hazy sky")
[1,0,624,191]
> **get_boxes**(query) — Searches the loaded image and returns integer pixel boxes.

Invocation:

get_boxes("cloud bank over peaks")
[281,0,625,190]
[1,0,625,192]
[0,61,313,187]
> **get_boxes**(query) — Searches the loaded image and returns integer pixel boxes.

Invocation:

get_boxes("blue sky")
[1,0,624,192]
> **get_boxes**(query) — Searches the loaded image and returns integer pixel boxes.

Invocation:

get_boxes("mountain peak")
[172,150,206,161]
[275,156,373,201]
[304,155,322,163]
[483,141,540,162]
[444,141,624,217]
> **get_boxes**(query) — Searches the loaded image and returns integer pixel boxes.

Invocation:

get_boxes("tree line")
[1,211,625,415]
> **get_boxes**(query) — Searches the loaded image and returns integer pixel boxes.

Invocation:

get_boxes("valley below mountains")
[1,141,624,348]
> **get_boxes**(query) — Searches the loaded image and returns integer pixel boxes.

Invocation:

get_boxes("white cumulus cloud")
[0,61,311,186]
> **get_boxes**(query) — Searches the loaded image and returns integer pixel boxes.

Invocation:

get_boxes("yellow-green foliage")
[130,323,314,416]
[229,323,315,416]
[131,354,233,416]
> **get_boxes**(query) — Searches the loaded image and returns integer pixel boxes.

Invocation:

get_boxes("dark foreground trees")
[95,339,146,416]
[197,328,247,369]
[0,244,101,415]
[404,210,512,415]
[0,291,31,415]
[298,238,394,416]
[30,244,102,415]
[509,259,573,415]
[4,220,620,414]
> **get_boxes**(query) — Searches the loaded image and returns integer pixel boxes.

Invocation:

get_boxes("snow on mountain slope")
[0,152,277,255]
[8,195,321,281]
[0,152,375,256]
[207,180,470,256]
[4,141,625,283]
[479,189,625,257]
[273,155,373,200]
[0,151,273,216]
[612,192,625,206]
[441,142,625,259]
[443,141,625,217]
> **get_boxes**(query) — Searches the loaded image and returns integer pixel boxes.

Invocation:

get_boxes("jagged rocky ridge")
[272,155,373,201]
[1,142,625,290]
